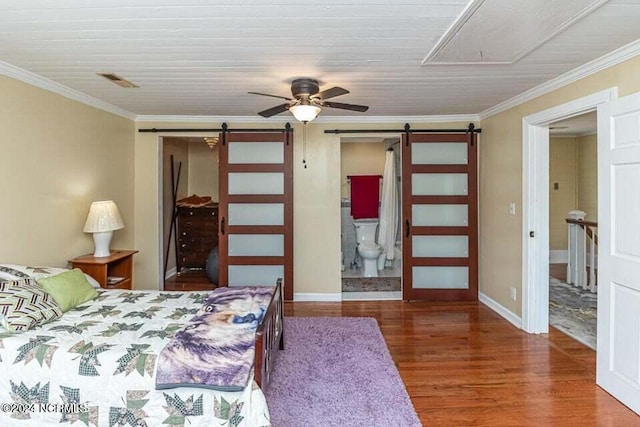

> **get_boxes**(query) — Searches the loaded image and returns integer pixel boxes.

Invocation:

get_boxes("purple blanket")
[155,286,274,391]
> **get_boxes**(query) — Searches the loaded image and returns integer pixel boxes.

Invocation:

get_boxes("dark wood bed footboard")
[254,278,284,390]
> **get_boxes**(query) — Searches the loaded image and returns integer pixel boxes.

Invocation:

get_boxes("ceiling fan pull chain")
[302,122,308,169]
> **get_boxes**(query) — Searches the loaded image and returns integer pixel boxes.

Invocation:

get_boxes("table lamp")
[83,200,125,257]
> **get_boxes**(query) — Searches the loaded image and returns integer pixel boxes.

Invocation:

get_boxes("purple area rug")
[265,317,421,427]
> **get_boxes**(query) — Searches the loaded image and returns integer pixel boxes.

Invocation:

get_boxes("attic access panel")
[423,0,608,65]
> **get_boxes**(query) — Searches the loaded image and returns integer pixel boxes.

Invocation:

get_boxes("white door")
[597,91,640,414]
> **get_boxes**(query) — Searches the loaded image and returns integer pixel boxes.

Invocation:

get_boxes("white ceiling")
[0,0,639,117]
[550,111,598,136]
[424,0,608,64]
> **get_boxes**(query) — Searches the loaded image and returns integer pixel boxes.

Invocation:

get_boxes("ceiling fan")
[248,78,369,122]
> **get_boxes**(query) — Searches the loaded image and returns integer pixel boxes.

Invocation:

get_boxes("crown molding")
[479,38,640,120]
[0,60,136,120]
[313,114,479,124]
[135,113,479,124]
[5,36,637,125]
[135,115,276,124]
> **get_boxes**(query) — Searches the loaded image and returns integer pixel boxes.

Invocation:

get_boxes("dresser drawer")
[176,205,219,271]
[177,207,217,218]
[181,253,208,268]
[178,218,217,232]
[179,237,216,252]
[179,228,218,239]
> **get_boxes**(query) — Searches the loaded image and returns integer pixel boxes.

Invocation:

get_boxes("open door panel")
[402,132,478,301]
[218,131,294,300]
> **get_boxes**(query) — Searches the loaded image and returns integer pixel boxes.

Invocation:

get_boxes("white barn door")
[597,91,640,414]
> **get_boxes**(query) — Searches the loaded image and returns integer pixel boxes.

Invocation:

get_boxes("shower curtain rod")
[324,123,481,134]
[347,175,383,179]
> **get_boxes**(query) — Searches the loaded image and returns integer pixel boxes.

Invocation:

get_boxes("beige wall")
[7,49,631,305]
[134,121,473,292]
[0,76,135,267]
[576,134,598,221]
[479,55,640,316]
[549,138,577,250]
[187,140,219,201]
[162,138,189,275]
[340,142,386,198]
[548,134,598,252]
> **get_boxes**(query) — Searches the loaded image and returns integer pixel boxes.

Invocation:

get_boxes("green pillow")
[37,269,99,312]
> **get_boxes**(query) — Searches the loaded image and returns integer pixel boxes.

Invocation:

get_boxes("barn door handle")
[405,219,410,238]
[220,217,226,235]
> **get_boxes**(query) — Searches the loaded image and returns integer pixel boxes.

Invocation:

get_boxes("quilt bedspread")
[0,289,270,427]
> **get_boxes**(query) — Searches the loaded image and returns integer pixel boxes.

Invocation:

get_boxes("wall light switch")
[510,286,517,301]
[509,203,516,215]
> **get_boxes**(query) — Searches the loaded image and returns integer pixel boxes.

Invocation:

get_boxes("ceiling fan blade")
[248,91,292,101]
[316,86,349,100]
[322,101,369,112]
[258,103,290,118]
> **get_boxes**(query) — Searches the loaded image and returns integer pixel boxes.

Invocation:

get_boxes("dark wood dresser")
[176,204,218,272]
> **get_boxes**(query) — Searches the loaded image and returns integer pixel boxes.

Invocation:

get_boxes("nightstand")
[70,250,138,290]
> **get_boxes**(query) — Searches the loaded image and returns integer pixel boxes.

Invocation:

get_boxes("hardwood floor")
[164,270,216,291]
[550,263,596,284]
[161,280,638,425]
[285,301,638,426]
[550,263,568,282]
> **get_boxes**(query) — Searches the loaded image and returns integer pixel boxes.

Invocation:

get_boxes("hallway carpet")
[549,276,597,349]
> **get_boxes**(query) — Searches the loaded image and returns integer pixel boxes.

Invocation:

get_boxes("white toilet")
[353,219,383,277]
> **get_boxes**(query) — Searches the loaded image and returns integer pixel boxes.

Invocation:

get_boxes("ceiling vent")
[97,73,139,88]
[422,0,608,65]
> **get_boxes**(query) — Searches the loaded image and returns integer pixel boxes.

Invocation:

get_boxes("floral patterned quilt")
[0,289,270,427]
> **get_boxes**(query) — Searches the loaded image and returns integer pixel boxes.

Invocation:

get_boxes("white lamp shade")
[83,200,125,233]
[290,104,321,122]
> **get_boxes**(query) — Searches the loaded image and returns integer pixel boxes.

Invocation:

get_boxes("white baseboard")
[293,293,342,302]
[549,250,568,264]
[165,267,177,280]
[342,291,402,301]
[550,250,598,267]
[479,292,522,329]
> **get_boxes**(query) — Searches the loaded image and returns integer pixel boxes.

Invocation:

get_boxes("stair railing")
[566,214,598,293]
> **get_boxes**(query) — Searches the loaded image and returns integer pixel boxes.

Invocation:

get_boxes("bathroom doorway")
[339,135,402,300]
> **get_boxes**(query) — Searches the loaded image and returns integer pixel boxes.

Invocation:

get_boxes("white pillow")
[0,264,101,289]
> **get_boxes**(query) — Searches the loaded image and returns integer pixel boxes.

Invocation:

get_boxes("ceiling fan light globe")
[290,104,321,122]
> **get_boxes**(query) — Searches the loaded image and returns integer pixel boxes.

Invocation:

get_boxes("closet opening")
[161,136,219,291]
[153,125,294,298]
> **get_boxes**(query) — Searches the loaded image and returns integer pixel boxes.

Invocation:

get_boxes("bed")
[0,271,284,427]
